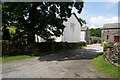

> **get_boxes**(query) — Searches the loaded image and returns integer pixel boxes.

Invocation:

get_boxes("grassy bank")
[92,55,120,79]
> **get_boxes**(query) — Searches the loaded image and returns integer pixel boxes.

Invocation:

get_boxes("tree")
[2,2,84,43]
[2,26,10,40]
[90,28,101,37]
[79,18,86,26]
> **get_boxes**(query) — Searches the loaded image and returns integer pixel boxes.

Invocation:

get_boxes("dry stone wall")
[2,41,86,56]
[103,42,120,66]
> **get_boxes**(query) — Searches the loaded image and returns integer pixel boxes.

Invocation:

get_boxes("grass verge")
[92,55,120,79]
[0,55,35,62]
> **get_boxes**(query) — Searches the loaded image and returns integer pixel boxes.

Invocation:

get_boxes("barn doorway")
[114,36,120,42]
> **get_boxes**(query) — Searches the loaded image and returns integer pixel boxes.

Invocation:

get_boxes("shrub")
[103,42,107,49]
[90,36,101,44]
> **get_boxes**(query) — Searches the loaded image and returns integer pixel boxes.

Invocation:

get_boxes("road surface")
[2,44,113,78]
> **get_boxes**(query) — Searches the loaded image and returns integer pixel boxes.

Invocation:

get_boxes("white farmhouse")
[62,13,81,42]
[35,13,89,43]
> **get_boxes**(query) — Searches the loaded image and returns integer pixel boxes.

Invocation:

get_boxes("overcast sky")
[72,0,119,28]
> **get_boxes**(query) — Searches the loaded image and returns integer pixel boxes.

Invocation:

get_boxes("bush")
[103,42,107,49]
[90,36,101,44]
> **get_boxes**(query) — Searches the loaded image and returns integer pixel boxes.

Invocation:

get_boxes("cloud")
[88,16,118,28]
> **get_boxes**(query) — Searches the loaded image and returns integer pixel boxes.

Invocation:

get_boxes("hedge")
[2,41,86,56]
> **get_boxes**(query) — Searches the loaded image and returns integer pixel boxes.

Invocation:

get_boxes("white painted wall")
[55,35,62,42]
[80,31,86,42]
[62,14,81,42]
[35,14,82,43]
[35,34,45,42]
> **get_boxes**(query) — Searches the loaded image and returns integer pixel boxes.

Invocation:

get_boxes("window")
[107,35,109,39]
[70,23,75,32]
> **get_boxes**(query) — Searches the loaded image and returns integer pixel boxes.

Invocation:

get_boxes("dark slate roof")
[81,27,89,31]
[103,23,120,29]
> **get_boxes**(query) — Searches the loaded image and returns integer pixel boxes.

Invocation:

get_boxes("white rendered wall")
[62,14,81,42]
[55,35,62,42]
[35,34,45,42]
[80,31,86,42]
[35,14,81,43]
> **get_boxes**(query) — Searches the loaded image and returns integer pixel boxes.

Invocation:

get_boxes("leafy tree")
[6,27,16,34]
[79,18,86,26]
[90,28,101,37]
[2,26,10,40]
[2,2,84,43]
[0,28,2,40]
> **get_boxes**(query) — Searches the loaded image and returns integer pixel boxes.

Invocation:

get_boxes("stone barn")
[80,27,90,43]
[102,23,120,42]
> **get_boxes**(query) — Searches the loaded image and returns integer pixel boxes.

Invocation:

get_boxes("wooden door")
[114,36,120,42]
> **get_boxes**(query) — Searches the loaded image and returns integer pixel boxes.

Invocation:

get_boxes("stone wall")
[2,41,86,56]
[103,42,120,66]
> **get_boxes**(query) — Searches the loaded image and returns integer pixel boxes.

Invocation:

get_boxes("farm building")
[35,13,90,43]
[102,23,120,42]
[62,13,82,42]
[80,27,90,43]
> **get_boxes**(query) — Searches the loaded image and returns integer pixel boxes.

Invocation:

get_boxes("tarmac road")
[2,44,113,78]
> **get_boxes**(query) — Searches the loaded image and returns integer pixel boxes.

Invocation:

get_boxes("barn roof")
[103,23,120,29]
[81,27,88,31]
